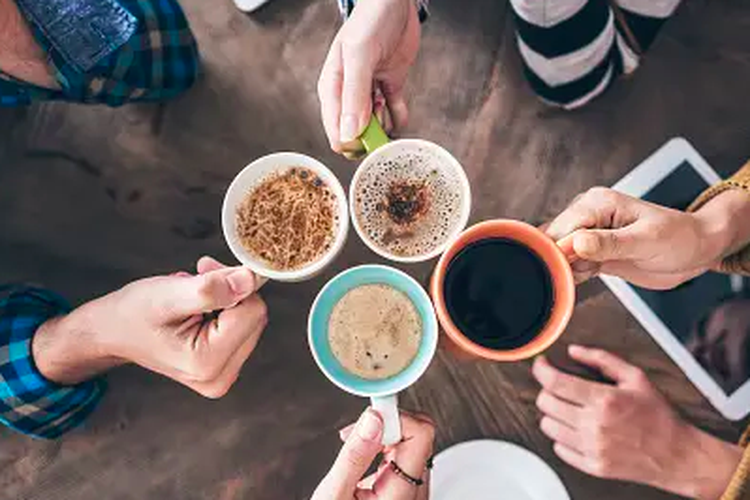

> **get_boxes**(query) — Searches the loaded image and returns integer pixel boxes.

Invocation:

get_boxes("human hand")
[533,345,742,500]
[312,409,434,500]
[318,0,420,152]
[33,256,268,398]
[544,187,733,289]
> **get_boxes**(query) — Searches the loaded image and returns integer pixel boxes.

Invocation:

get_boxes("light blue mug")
[308,265,439,445]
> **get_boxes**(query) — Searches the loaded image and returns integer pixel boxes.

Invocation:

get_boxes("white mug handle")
[370,394,401,446]
[255,275,269,289]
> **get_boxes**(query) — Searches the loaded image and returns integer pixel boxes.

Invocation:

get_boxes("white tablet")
[600,138,750,420]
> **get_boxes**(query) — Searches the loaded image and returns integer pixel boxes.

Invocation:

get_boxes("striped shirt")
[511,0,682,108]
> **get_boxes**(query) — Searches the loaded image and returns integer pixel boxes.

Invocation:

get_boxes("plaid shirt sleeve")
[0,286,105,439]
[338,0,430,22]
[1,0,199,106]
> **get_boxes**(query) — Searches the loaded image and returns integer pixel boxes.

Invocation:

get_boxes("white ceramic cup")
[222,152,349,282]
[349,119,472,263]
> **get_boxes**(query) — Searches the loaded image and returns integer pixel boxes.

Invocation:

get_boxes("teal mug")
[308,265,439,445]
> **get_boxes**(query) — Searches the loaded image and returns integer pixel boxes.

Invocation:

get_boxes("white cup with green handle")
[348,116,472,263]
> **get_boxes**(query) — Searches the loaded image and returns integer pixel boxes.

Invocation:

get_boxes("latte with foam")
[352,142,468,259]
[328,284,422,380]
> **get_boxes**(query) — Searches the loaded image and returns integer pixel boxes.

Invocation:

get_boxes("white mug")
[349,116,472,263]
[222,152,349,282]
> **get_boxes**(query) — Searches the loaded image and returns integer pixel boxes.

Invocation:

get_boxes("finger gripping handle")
[371,394,401,446]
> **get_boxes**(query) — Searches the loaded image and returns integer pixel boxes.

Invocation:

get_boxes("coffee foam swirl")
[354,144,465,258]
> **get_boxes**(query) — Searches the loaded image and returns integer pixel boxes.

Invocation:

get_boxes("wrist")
[670,425,742,500]
[693,189,750,265]
[32,302,125,386]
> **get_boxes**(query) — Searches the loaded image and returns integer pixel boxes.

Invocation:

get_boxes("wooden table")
[1,1,749,498]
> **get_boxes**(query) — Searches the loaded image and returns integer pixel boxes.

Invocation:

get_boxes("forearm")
[693,189,750,266]
[33,304,125,386]
[0,286,106,438]
[674,426,743,500]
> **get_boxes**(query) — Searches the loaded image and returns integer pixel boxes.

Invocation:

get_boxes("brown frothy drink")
[328,284,422,380]
[353,144,466,258]
[235,167,338,271]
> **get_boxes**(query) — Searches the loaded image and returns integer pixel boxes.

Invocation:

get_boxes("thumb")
[316,409,383,499]
[339,44,374,144]
[160,267,258,317]
[571,228,639,263]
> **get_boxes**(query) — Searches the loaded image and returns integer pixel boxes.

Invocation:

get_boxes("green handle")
[360,114,390,154]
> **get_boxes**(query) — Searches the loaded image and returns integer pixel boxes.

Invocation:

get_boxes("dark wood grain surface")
[1,0,749,498]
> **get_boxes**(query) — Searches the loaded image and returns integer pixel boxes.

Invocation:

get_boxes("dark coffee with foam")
[353,143,467,259]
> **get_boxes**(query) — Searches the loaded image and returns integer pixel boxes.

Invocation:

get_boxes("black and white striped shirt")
[510,0,681,108]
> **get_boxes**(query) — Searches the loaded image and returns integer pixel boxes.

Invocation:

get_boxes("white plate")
[233,0,272,12]
[430,440,570,500]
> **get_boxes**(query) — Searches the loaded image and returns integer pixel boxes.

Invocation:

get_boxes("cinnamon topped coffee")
[351,141,470,261]
[235,167,339,271]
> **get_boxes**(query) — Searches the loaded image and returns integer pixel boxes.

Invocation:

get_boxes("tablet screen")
[633,161,750,395]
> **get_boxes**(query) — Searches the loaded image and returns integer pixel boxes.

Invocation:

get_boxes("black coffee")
[444,238,554,350]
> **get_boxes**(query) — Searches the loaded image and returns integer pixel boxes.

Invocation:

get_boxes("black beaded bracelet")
[389,460,424,487]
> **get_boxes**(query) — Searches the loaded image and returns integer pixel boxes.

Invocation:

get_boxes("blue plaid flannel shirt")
[1,0,199,106]
[0,287,105,439]
[0,0,197,438]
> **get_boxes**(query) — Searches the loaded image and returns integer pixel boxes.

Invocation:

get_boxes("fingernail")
[531,356,544,373]
[355,409,382,441]
[227,269,255,295]
[339,422,355,435]
[339,114,359,142]
[569,344,583,354]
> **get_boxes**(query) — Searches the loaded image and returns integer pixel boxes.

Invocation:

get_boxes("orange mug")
[430,220,575,361]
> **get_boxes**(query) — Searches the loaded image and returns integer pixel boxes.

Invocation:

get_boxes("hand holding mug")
[533,345,741,500]
[544,187,736,289]
[317,0,421,152]
[312,409,435,500]
[34,256,268,398]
